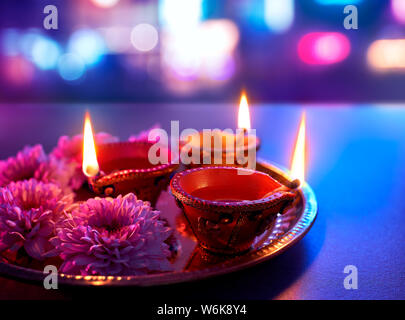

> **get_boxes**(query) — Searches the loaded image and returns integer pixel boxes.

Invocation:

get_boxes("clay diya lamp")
[86,141,178,206]
[181,93,260,168]
[182,130,260,169]
[170,166,297,255]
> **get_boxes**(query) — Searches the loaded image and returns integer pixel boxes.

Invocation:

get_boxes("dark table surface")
[0,103,404,300]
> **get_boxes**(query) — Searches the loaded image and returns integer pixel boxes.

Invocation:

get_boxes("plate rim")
[0,159,317,287]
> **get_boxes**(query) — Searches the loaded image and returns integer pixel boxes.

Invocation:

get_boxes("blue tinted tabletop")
[0,103,404,300]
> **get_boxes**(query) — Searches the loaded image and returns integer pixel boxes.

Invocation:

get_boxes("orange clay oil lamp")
[171,113,306,255]
[82,112,178,206]
[182,92,260,168]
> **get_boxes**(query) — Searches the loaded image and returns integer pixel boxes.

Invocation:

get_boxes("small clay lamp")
[172,112,307,255]
[82,113,178,206]
[170,166,297,255]
[182,93,260,168]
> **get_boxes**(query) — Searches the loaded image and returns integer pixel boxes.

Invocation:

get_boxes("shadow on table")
[64,213,325,301]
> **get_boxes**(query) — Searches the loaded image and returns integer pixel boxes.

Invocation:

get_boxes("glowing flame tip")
[290,112,306,185]
[82,112,100,177]
[238,92,251,130]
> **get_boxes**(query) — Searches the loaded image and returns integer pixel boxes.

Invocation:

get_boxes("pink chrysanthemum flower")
[0,145,75,193]
[0,145,46,186]
[34,156,77,194]
[0,179,74,260]
[52,193,172,276]
[129,124,161,143]
[51,133,118,190]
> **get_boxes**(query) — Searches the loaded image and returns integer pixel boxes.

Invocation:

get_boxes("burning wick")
[82,111,100,178]
[290,112,306,187]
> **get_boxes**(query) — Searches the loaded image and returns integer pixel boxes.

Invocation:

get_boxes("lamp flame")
[82,112,100,177]
[238,92,251,130]
[290,112,306,185]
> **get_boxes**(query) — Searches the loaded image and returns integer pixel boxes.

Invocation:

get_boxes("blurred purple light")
[392,0,405,24]
[1,29,20,56]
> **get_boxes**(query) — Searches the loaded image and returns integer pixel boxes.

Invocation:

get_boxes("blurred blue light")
[57,53,86,81]
[264,0,294,33]
[32,37,61,70]
[68,29,106,66]
[238,0,268,30]
[1,28,20,56]
[19,29,42,59]
[315,0,362,4]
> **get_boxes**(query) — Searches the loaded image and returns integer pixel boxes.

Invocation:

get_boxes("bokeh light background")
[1,0,405,103]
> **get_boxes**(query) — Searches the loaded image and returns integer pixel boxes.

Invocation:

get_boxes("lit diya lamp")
[82,112,178,205]
[171,113,306,255]
[182,92,260,168]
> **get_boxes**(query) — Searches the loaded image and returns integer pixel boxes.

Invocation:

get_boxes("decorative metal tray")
[0,159,317,287]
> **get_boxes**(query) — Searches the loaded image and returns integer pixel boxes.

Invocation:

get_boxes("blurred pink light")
[391,0,405,24]
[4,56,35,85]
[90,0,119,8]
[298,32,351,65]
[205,55,236,81]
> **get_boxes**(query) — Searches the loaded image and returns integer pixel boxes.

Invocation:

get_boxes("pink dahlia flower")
[50,133,118,190]
[0,145,75,193]
[52,193,172,276]
[0,179,74,260]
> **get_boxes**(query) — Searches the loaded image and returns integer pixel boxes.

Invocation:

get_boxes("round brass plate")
[0,159,317,287]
